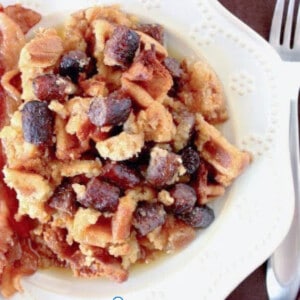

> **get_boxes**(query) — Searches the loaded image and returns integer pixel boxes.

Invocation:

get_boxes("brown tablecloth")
[218,0,276,40]
[217,1,274,299]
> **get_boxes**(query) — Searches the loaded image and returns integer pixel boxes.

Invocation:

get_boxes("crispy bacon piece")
[54,115,90,160]
[0,167,38,263]
[43,226,128,282]
[123,47,173,100]
[0,187,15,280]
[195,114,252,186]
[0,84,10,130]
[194,161,209,203]
[121,78,154,107]
[1,69,22,105]
[0,12,25,72]
[112,194,137,241]
[0,93,21,297]
[136,30,168,58]
[43,227,79,263]
[77,246,128,282]
[4,4,41,34]
[0,238,39,298]
[0,176,39,297]
[104,26,140,69]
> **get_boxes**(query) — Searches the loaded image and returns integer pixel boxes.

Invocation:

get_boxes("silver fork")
[266,0,300,299]
[269,0,300,60]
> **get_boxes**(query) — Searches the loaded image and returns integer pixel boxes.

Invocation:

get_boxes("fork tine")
[283,0,296,47]
[269,0,285,46]
[293,2,300,49]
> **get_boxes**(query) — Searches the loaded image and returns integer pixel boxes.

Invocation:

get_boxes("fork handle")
[267,98,300,300]
[282,62,300,98]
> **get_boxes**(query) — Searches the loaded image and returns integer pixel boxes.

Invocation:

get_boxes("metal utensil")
[269,0,300,61]
[266,0,300,299]
[266,96,300,300]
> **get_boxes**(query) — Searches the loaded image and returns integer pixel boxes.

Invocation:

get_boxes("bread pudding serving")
[0,3,251,297]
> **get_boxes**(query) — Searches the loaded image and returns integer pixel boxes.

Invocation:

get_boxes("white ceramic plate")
[1,0,294,299]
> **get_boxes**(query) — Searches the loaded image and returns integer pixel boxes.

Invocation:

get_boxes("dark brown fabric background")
[219,0,276,39]
[218,1,274,299]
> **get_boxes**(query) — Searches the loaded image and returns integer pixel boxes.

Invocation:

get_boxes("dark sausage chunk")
[163,57,183,97]
[145,148,182,187]
[137,23,164,44]
[104,26,140,69]
[163,57,182,78]
[168,183,197,214]
[177,206,214,228]
[48,182,77,215]
[100,162,140,190]
[22,100,53,145]
[88,96,132,127]
[132,201,166,236]
[33,74,76,102]
[77,178,120,213]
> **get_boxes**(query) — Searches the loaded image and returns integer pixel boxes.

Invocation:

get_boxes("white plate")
[2,0,294,299]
